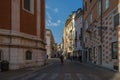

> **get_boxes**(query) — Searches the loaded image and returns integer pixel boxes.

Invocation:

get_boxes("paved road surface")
[8,58,118,80]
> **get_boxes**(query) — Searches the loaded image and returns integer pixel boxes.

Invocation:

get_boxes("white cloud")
[46,19,62,27]
[46,4,59,13]
[46,4,50,9]
[53,8,59,13]
[46,12,52,20]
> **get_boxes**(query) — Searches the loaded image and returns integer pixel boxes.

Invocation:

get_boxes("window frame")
[93,47,95,58]
[104,0,109,11]
[25,51,32,60]
[22,0,34,14]
[86,21,88,30]
[90,13,93,24]
[114,14,119,28]
[98,0,101,16]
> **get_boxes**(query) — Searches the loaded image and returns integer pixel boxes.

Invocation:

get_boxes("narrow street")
[1,58,117,80]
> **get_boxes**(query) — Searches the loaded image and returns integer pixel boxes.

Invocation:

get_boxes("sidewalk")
[72,60,116,72]
[0,62,53,80]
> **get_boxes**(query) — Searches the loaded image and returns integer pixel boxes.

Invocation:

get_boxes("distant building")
[0,0,46,70]
[63,12,76,58]
[53,43,58,57]
[83,0,120,71]
[45,29,55,58]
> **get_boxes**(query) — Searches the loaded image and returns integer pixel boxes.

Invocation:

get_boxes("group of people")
[59,54,82,64]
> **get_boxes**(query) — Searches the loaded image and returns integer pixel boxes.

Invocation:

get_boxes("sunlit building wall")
[73,8,83,60]
[63,12,76,58]
[45,29,55,58]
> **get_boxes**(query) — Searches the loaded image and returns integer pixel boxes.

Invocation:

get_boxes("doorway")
[98,46,102,65]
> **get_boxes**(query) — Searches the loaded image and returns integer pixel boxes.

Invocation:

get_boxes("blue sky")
[46,0,83,44]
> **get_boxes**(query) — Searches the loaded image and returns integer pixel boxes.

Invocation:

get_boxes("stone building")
[0,0,46,70]
[73,8,83,60]
[83,0,120,71]
[63,12,76,59]
[45,29,55,58]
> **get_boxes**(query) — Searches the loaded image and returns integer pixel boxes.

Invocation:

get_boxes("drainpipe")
[9,1,12,63]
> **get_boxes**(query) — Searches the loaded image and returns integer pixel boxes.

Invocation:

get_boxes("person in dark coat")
[60,55,64,64]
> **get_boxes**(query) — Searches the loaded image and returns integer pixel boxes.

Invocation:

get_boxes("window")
[24,0,30,11]
[114,14,119,28]
[89,48,92,61]
[112,42,118,59]
[104,0,109,10]
[98,0,101,16]
[94,31,96,38]
[25,51,32,60]
[86,21,88,29]
[80,17,82,23]
[98,27,101,36]
[90,13,92,24]
[93,47,95,58]
[75,31,77,47]
[23,0,34,14]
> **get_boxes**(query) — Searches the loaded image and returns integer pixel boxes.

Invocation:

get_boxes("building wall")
[45,29,55,58]
[20,0,37,35]
[0,0,46,70]
[83,0,120,71]
[74,9,83,57]
[0,0,11,30]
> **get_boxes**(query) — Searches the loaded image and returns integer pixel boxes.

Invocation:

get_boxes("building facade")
[45,29,55,58]
[0,0,46,70]
[63,12,76,59]
[73,8,83,60]
[83,0,120,71]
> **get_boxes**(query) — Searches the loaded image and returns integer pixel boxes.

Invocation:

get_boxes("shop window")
[112,42,118,59]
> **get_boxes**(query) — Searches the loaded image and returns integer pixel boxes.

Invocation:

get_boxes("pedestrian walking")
[60,55,64,64]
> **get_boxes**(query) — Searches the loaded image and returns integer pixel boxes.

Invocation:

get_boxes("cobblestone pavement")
[0,58,120,80]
